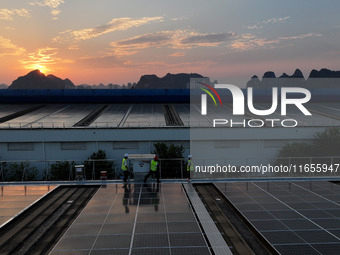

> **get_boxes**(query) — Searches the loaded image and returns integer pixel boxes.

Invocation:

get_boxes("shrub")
[3,162,37,181]
[84,150,114,180]
[153,143,184,178]
[49,161,74,181]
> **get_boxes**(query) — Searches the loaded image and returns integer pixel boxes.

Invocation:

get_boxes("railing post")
[159,160,162,179]
[69,163,72,181]
[22,162,26,182]
[0,163,4,181]
[180,159,183,179]
[92,160,95,180]
[113,160,116,180]
[45,161,49,181]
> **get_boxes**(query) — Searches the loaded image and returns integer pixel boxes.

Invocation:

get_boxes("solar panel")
[0,185,57,227]
[50,183,212,255]
[215,181,340,255]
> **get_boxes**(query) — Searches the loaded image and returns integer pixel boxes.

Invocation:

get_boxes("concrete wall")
[0,126,327,177]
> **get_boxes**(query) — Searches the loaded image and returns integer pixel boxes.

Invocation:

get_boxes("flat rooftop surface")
[3,181,340,254]
[0,185,56,226]
[1,102,340,128]
[215,181,340,255]
[50,183,212,255]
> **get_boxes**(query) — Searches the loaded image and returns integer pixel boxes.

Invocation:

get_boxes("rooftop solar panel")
[0,185,57,227]
[50,184,212,255]
[0,104,35,119]
[1,102,340,128]
[90,104,129,128]
[215,181,340,255]
[123,104,166,127]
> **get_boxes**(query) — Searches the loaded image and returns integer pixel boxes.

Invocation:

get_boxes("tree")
[276,127,340,165]
[84,150,114,180]
[277,142,313,158]
[49,161,74,181]
[276,142,313,166]
[153,143,184,178]
[313,127,340,156]
[3,162,37,181]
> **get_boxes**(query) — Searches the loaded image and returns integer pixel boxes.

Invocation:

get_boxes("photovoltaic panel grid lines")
[215,181,340,255]
[50,183,211,255]
[0,185,56,227]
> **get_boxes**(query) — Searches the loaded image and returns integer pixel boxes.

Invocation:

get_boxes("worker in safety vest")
[144,156,160,183]
[187,155,194,182]
[121,153,130,184]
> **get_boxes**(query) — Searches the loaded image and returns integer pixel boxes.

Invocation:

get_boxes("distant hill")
[247,68,340,88]
[8,70,75,89]
[0,84,8,89]
[135,73,207,89]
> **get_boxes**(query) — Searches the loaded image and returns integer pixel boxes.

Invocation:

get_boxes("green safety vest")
[121,158,128,171]
[187,160,194,171]
[150,159,158,171]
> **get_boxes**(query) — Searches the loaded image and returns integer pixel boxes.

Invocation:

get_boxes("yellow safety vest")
[150,160,158,171]
[187,160,194,171]
[121,158,128,171]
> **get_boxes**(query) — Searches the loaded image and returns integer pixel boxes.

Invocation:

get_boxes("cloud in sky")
[19,47,72,72]
[30,0,64,19]
[246,16,291,30]
[0,36,25,56]
[4,26,15,31]
[54,16,164,46]
[111,30,236,55]
[229,32,322,51]
[245,25,263,30]
[230,35,279,51]
[279,33,322,40]
[263,16,291,24]
[169,52,186,57]
[109,30,173,56]
[180,32,235,45]
[0,8,30,21]
[80,30,234,69]
[112,30,173,53]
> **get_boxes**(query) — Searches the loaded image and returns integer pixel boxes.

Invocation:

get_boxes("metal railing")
[0,158,186,182]
[1,120,340,129]
[1,156,340,182]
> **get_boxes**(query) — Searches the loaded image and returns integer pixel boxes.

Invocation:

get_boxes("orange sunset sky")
[1,0,340,86]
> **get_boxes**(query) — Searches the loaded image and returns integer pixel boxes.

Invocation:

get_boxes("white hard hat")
[188,155,192,158]
[124,153,129,157]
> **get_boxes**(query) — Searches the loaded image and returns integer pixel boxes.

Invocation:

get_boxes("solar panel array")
[0,185,56,227]
[50,183,211,255]
[215,181,340,255]
[2,102,340,128]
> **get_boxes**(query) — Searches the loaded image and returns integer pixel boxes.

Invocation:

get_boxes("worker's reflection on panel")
[142,183,160,212]
[122,184,131,213]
